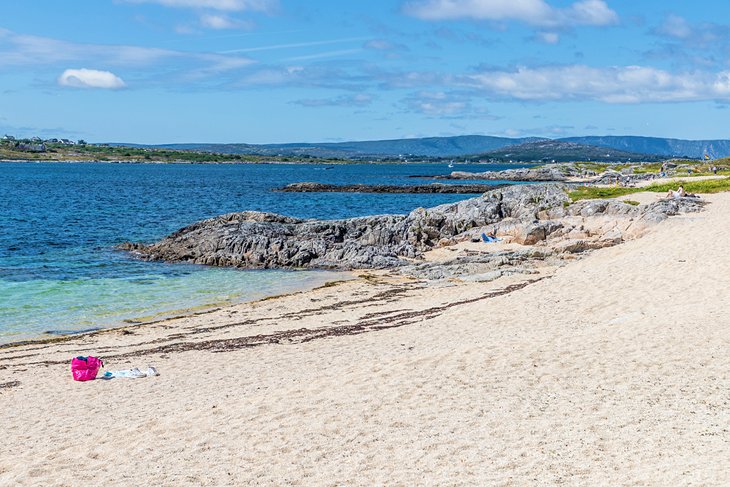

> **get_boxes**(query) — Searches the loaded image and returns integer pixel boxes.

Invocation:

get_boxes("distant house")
[59,139,76,145]
[2,135,15,141]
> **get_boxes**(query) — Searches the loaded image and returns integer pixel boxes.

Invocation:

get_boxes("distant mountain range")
[561,136,730,160]
[468,140,664,163]
[136,134,730,160]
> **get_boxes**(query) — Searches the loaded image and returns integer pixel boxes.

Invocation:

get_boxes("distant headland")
[3,133,730,164]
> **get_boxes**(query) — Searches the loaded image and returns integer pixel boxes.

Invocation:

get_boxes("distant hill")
[133,134,730,160]
[559,136,730,159]
[152,135,541,159]
[471,140,663,163]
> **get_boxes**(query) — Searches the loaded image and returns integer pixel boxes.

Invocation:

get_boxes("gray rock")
[119,183,704,273]
[121,184,570,270]
[440,166,567,182]
[276,182,508,194]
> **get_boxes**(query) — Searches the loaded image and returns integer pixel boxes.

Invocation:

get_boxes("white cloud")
[200,14,252,29]
[407,91,468,115]
[566,0,617,26]
[58,68,126,89]
[122,0,276,12]
[402,0,618,27]
[400,91,498,119]
[536,32,559,44]
[656,14,692,39]
[465,65,730,103]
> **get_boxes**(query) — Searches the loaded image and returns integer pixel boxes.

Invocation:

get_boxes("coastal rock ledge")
[119,184,703,270]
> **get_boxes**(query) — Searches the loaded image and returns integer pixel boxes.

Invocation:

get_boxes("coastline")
[2,192,729,484]
[0,270,353,349]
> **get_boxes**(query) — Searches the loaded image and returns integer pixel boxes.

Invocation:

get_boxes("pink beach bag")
[71,356,104,381]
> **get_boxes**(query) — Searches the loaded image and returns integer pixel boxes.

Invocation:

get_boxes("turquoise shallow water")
[0,161,527,343]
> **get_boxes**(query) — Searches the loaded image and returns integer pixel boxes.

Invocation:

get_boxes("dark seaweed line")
[105,277,545,359]
[0,380,20,391]
[2,278,544,368]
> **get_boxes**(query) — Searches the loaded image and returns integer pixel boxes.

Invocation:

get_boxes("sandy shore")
[1,193,729,486]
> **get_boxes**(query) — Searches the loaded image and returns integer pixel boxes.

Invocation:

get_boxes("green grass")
[622,200,640,206]
[632,163,663,174]
[568,176,730,201]
[568,186,640,201]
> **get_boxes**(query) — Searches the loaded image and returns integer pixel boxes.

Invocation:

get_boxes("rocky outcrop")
[400,248,552,281]
[275,182,508,194]
[590,171,659,186]
[411,196,705,282]
[120,183,705,273]
[120,184,570,270]
[438,166,568,182]
[450,197,703,249]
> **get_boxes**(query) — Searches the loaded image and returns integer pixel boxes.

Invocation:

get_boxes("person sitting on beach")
[666,186,684,199]
[666,185,698,199]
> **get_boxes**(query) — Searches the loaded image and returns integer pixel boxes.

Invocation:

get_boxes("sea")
[0,161,528,344]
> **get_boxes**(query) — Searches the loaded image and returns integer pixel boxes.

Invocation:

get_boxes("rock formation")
[120,184,568,269]
[275,182,507,194]
[438,166,568,182]
[120,183,704,273]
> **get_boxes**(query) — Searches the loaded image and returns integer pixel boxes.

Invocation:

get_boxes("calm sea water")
[0,161,526,343]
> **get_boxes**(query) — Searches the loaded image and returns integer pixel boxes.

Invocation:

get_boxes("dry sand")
[1,193,729,486]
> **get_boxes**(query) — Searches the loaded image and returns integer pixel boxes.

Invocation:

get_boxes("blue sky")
[2,0,730,143]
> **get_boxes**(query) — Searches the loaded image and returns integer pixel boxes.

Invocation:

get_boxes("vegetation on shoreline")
[569,176,730,201]
[0,138,353,164]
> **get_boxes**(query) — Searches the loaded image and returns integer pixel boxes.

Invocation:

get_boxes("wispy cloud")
[58,68,126,89]
[465,64,730,103]
[200,14,253,30]
[650,14,730,49]
[402,0,618,27]
[291,93,373,107]
[0,28,255,83]
[400,90,498,119]
[120,0,278,12]
[219,36,370,54]
[0,28,175,67]
[281,49,362,62]
[535,32,560,44]
[654,14,692,40]
[235,64,367,90]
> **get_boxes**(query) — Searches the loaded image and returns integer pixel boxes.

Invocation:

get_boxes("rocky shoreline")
[275,182,508,193]
[120,183,704,279]
[437,166,569,182]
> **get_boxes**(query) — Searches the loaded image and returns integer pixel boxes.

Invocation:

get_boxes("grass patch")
[568,176,730,201]
[622,200,640,206]
[568,186,640,201]
[643,177,730,194]
[573,162,630,173]
[632,163,663,174]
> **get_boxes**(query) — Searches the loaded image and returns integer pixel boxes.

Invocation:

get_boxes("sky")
[1,0,730,144]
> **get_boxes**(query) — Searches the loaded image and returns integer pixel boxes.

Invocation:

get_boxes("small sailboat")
[448,160,454,168]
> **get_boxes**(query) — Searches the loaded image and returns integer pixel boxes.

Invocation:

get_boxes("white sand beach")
[1,193,729,486]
